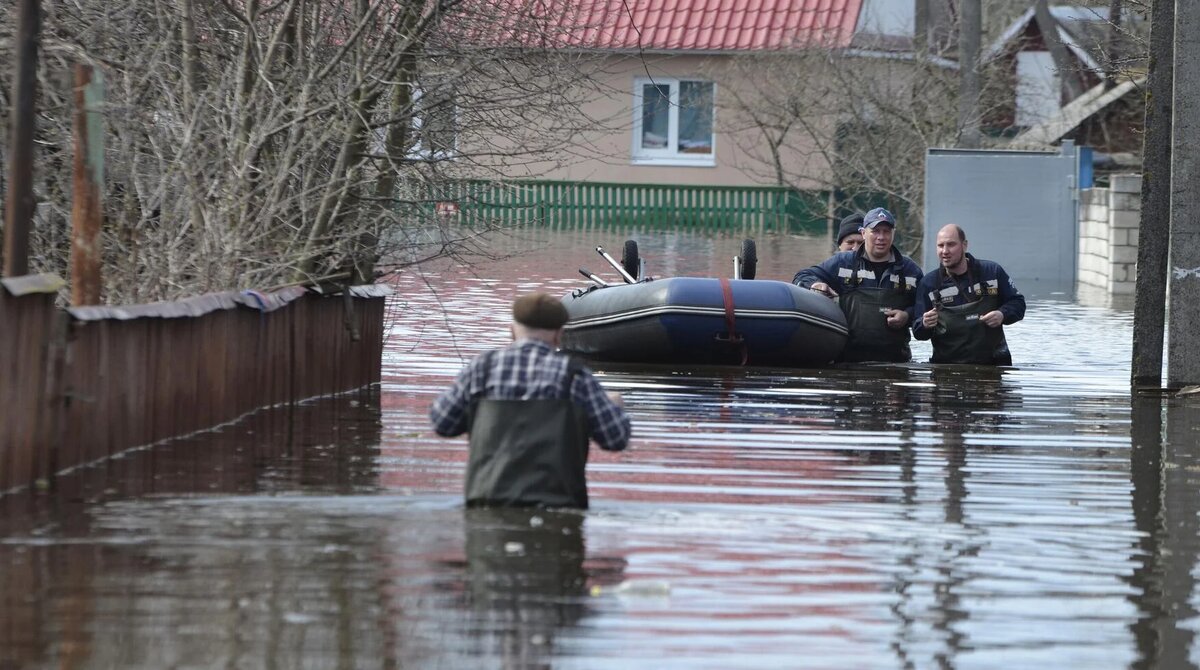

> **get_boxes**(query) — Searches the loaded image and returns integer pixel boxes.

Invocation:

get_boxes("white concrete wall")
[1077,174,1141,296]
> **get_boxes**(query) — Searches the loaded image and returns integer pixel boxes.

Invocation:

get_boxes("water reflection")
[0,392,384,670]
[446,508,625,669]
[1128,395,1200,670]
[4,227,1199,669]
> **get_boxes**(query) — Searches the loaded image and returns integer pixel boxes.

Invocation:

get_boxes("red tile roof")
[566,0,862,50]
[455,0,863,52]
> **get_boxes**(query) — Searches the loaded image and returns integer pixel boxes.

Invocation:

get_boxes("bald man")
[912,224,1026,365]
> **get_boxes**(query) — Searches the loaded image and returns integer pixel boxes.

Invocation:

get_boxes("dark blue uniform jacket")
[912,254,1026,342]
[792,248,924,324]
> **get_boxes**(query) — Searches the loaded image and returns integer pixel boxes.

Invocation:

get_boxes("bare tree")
[718,44,980,257]
[0,0,612,303]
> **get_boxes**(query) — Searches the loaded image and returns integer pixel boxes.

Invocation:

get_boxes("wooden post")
[70,64,105,306]
[3,0,40,278]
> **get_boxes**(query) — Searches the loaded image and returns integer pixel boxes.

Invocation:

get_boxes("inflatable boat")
[560,276,848,367]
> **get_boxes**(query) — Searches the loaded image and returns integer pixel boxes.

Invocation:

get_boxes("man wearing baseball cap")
[430,292,631,509]
[793,207,923,362]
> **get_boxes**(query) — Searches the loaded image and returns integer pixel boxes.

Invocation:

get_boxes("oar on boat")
[578,267,610,287]
[596,245,638,284]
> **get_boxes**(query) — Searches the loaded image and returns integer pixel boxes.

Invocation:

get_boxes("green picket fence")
[405,180,829,234]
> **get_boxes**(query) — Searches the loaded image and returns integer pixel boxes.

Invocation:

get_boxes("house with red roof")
[429,0,938,232]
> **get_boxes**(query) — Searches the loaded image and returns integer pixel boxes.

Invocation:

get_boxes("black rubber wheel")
[740,238,757,280]
[621,240,640,280]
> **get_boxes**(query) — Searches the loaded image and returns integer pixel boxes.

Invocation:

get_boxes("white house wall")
[461,54,837,189]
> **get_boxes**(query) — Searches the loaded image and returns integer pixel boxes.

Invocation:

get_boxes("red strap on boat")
[718,278,748,366]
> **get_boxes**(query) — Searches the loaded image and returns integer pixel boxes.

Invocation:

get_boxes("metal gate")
[923,140,1079,286]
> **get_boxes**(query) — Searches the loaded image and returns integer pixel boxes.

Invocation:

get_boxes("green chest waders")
[931,294,1005,365]
[464,357,591,509]
[839,287,913,363]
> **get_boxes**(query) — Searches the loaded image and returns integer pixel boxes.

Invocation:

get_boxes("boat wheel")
[621,240,640,280]
[740,239,757,280]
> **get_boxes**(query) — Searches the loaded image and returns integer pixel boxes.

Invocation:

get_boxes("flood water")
[3,226,1200,669]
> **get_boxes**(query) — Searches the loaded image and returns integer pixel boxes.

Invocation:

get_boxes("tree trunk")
[356,0,423,284]
[179,0,198,111]
[914,0,929,56]
[1034,0,1084,101]
[957,0,982,148]
[1104,0,1124,89]
[4,0,40,277]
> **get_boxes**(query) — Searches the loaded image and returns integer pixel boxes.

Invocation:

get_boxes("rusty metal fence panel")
[2,282,389,496]
[0,275,64,493]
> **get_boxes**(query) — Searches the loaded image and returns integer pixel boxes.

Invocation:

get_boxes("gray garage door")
[923,140,1079,287]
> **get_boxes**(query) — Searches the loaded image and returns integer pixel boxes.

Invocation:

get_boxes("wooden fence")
[0,276,388,495]
[405,179,831,234]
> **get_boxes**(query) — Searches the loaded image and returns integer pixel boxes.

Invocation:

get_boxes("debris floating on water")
[590,579,671,598]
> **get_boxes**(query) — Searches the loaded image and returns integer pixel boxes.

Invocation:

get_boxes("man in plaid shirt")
[430,293,631,508]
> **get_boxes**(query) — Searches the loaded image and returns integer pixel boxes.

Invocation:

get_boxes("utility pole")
[1168,0,1200,387]
[1131,0,1174,388]
[3,0,41,278]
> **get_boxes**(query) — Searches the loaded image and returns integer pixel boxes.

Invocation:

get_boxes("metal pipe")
[70,64,104,306]
[578,267,609,287]
[733,256,742,280]
[595,246,636,284]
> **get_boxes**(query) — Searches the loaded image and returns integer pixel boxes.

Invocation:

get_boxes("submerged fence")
[1,277,389,495]
[405,179,831,234]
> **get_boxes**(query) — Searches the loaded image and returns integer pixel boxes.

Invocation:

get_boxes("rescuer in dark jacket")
[793,207,923,363]
[430,292,631,509]
[912,224,1026,365]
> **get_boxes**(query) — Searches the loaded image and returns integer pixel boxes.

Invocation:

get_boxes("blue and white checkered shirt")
[430,339,631,452]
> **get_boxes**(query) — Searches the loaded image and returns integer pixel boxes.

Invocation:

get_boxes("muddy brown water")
[3,227,1198,669]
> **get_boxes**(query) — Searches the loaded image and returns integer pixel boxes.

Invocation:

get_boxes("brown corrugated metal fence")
[0,275,64,494]
[1,278,388,495]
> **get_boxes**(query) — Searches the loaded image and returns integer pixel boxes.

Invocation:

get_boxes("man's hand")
[885,308,910,329]
[606,391,625,408]
[921,307,939,329]
[980,310,1004,328]
[810,282,839,298]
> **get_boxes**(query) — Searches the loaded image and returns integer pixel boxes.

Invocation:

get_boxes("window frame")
[631,76,716,167]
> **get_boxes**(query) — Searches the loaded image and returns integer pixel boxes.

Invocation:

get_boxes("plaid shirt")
[430,339,631,452]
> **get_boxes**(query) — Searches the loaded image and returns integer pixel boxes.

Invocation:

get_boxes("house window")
[410,81,458,159]
[633,77,715,165]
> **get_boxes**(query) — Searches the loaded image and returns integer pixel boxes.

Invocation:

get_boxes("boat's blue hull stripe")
[563,304,849,336]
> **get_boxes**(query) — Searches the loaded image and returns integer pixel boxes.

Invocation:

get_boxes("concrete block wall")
[1077,174,1141,296]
